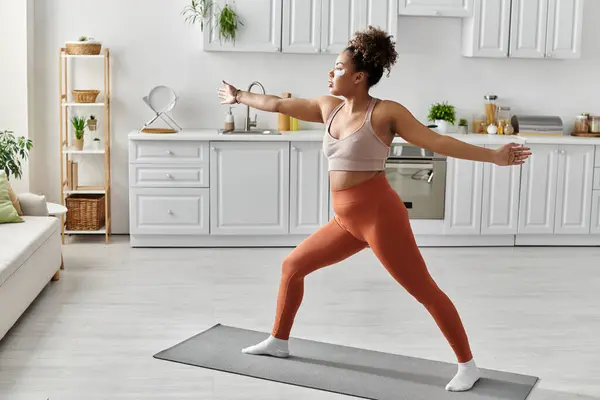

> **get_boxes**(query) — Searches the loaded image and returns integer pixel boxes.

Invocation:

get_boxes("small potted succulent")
[458,118,468,134]
[427,101,456,134]
[71,116,87,150]
[87,115,97,131]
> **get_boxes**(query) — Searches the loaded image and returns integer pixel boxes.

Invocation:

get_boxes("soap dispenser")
[224,107,235,132]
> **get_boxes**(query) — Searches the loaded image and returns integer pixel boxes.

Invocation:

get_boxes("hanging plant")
[182,0,243,45]
[216,2,243,44]
[182,0,214,32]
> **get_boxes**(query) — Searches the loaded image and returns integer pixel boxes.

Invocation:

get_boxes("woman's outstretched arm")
[218,80,332,123]
[383,100,531,166]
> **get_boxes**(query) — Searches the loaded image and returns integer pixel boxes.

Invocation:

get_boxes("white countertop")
[128,129,600,145]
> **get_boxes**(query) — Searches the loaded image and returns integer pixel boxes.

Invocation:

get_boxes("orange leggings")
[271,172,473,363]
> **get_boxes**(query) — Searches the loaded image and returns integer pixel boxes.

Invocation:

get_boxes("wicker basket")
[72,90,100,103]
[66,42,102,55]
[66,194,105,231]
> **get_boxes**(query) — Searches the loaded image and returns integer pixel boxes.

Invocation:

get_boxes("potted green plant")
[183,0,243,45]
[0,130,33,181]
[71,116,87,150]
[427,101,456,134]
[458,118,468,134]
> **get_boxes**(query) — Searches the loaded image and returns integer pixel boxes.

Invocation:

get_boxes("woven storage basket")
[66,194,105,231]
[66,42,102,55]
[72,90,100,103]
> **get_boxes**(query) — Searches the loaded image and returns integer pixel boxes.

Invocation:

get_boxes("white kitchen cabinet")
[209,141,290,235]
[463,0,584,59]
[462,0,512,57]
[282,0,322,53]
[398,0,472,16]
[289,142,330,234]
[509,0,549,58]
[518,144,559,234]
[510,0,584,59]
[545,0,585,59]
[130,188,210,235]
[481,145,521,235]
[590,192,600,234]
[204,0,282,52]
[554,145,595,234]
[282,0,397,54]
[444,157,483,234]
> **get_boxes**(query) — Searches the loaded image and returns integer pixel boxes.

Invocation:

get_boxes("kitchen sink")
[219,129,281,135]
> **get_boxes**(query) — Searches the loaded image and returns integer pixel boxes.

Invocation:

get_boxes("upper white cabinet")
[444,157,483,235]
[509,0,549,58]
[282,0,322,53]
[284,0,398,54]
[462,0,512,57]
[462,0,585,59]
[554,145,595,234]
[209,141,290,235]
[204,0,282,52]
[205,0,397,53]
[289,142,330,234]
[398,0,473,17]
[545,0,585,59]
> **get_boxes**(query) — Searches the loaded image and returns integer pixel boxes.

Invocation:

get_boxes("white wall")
[0,0,34,193]
[32,0,600,234]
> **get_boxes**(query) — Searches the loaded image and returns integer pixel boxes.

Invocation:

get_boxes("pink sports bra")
[322,97,390,172]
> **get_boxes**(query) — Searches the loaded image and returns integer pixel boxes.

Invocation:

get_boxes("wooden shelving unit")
[59,48,111,244]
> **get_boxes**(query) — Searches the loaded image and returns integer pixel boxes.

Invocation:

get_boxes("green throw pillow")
[0,171,23,223]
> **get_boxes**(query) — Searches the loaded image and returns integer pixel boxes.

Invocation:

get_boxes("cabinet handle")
[167,209,173,215]
[560,150,565,154]
[165,173,172,179]
[165,149,172,155]
[433,10,440,15]
[292,145,297,151]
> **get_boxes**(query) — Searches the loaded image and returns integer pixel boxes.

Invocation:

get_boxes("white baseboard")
[130,233,515,248]
[515,234,600,246]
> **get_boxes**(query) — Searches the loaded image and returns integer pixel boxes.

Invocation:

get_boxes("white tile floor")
[0,236,599,399]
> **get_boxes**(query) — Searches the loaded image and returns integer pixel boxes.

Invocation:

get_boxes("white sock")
[241,335,289,358]
[445,358,481,392]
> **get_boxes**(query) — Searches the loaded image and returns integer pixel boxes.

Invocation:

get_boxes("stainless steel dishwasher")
[384,143,447,219]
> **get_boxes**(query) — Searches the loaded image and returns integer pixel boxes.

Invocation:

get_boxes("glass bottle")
[496,106,512,135]
[484,94,498,126]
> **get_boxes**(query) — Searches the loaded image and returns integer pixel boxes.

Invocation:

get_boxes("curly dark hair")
[346,26,398,88]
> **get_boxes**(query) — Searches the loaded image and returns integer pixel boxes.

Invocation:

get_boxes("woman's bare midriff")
[328,170,384,190]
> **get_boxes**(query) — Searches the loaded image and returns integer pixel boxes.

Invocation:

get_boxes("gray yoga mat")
[154,324,538,400]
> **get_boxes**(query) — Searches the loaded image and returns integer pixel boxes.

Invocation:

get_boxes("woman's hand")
[218,80,238,104]
[493,143,531,166]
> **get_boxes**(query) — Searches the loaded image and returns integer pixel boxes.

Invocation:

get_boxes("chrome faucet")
[244,81,266,131]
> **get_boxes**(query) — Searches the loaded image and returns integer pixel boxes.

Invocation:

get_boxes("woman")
[218,26,530,392]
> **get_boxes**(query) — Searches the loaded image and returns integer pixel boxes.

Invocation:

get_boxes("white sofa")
[0,212,62,340]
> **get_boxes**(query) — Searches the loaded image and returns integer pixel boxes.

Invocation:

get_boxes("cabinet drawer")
[130,140,209,164]
[130,188,209,235]
[594,168,600,190]
[130,165,209,187]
